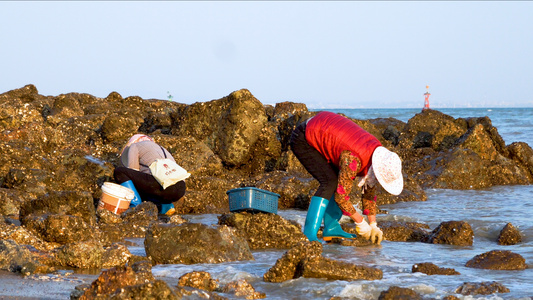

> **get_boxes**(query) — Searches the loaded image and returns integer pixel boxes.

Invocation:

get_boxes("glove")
[370,222,383,245]
[355,219,372,239]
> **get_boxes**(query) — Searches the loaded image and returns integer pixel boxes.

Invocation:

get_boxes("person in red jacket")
[290,111,403,244]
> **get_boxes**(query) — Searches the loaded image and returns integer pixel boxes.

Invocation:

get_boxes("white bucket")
[98,182,135,214]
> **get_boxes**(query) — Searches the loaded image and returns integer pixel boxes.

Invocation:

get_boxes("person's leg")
[114,167,185,204]
[290,123,338,241]
[322,195,357,241]
[289,123,338,199]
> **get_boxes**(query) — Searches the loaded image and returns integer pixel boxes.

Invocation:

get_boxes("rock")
[498,223,522,245]
[96,202,159,245]
[455,281,510,295]
[507,142,533,178]
[254,170,319,210]
[159,214,188,225]
[174,286,226,300]
[398,109,467,151]
[221,279,266,299]
[75,262,158,299]
[379,221,431,242]
[424,221,474,246]
[0,221,58,251]
[53,241,105,269]
[263,240,322,283]
[217,212,307,249]
[96,208,123,224]
[465,250,527,270]
[412,262,460,275]
[100,113,144,143]
[108,280,181,300]
[19,190,97,226]
[110,280,182,300]
[378,286,421,300]
[297,256,383,281]
[178,271,219,292]
[22,214,98,244]
[144,223,253,265]
[171,89,268,167]
[0,239,39,275]
[398,112,532,189]
[0,188,23,216]
[101,243,133,268]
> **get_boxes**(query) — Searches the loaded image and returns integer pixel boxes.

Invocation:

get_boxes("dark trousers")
[289,122,339,200]
[113,166,186,205]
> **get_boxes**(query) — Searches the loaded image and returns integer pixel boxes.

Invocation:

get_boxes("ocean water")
[147,108,533,300]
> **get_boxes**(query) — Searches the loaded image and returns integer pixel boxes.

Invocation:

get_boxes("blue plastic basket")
[227,187,280,214]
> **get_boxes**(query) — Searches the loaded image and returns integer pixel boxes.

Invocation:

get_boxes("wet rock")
[217,212,307,249]
[455,281,510,295]
[263,240,322,283]
[424,221,473,246]
[101,243,133,268]
[399,112,532,189]
[498,223,522,245]
[53,240,105,269]
[0,239,39,275]
[108,279,181,300]
[75,262,157,299]
[119,201,159,237]
[378,286,421,300]
[412,262,460,275]
[465,250,526,270]
[221,279,266,299]
[23,245,58,273]
[19,191,97,226]
[380,221,431,242]
[174,286,227,300]
[130,260,155,281]
[298,256,383,281]
[145,223,253,265]
[507,142,533,178]
[178,271,219,292]
[96,202,159,245]
[159,214,188,225]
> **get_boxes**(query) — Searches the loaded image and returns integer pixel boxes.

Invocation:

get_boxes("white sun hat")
[371,146,404,195]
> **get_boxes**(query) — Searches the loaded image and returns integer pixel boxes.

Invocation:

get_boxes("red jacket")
[305,111,381,176]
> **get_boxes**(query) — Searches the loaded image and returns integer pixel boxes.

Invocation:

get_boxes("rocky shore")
[0,85,531,299]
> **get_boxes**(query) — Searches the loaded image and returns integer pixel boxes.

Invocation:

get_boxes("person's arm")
[362,185,378,223]
[335,151,364,222]
[126,144,141,171]
[361,184,383,244]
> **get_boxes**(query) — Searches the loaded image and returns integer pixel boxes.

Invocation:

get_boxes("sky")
[1,1,532,109]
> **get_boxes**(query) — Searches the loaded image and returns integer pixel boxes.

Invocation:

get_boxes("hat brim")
[372,146,404,196]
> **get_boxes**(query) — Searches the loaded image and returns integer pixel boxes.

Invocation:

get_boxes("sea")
[4,108,532,299]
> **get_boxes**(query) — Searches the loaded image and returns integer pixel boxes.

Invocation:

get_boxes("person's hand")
[355,219,372,239]
[370,222,383,244]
